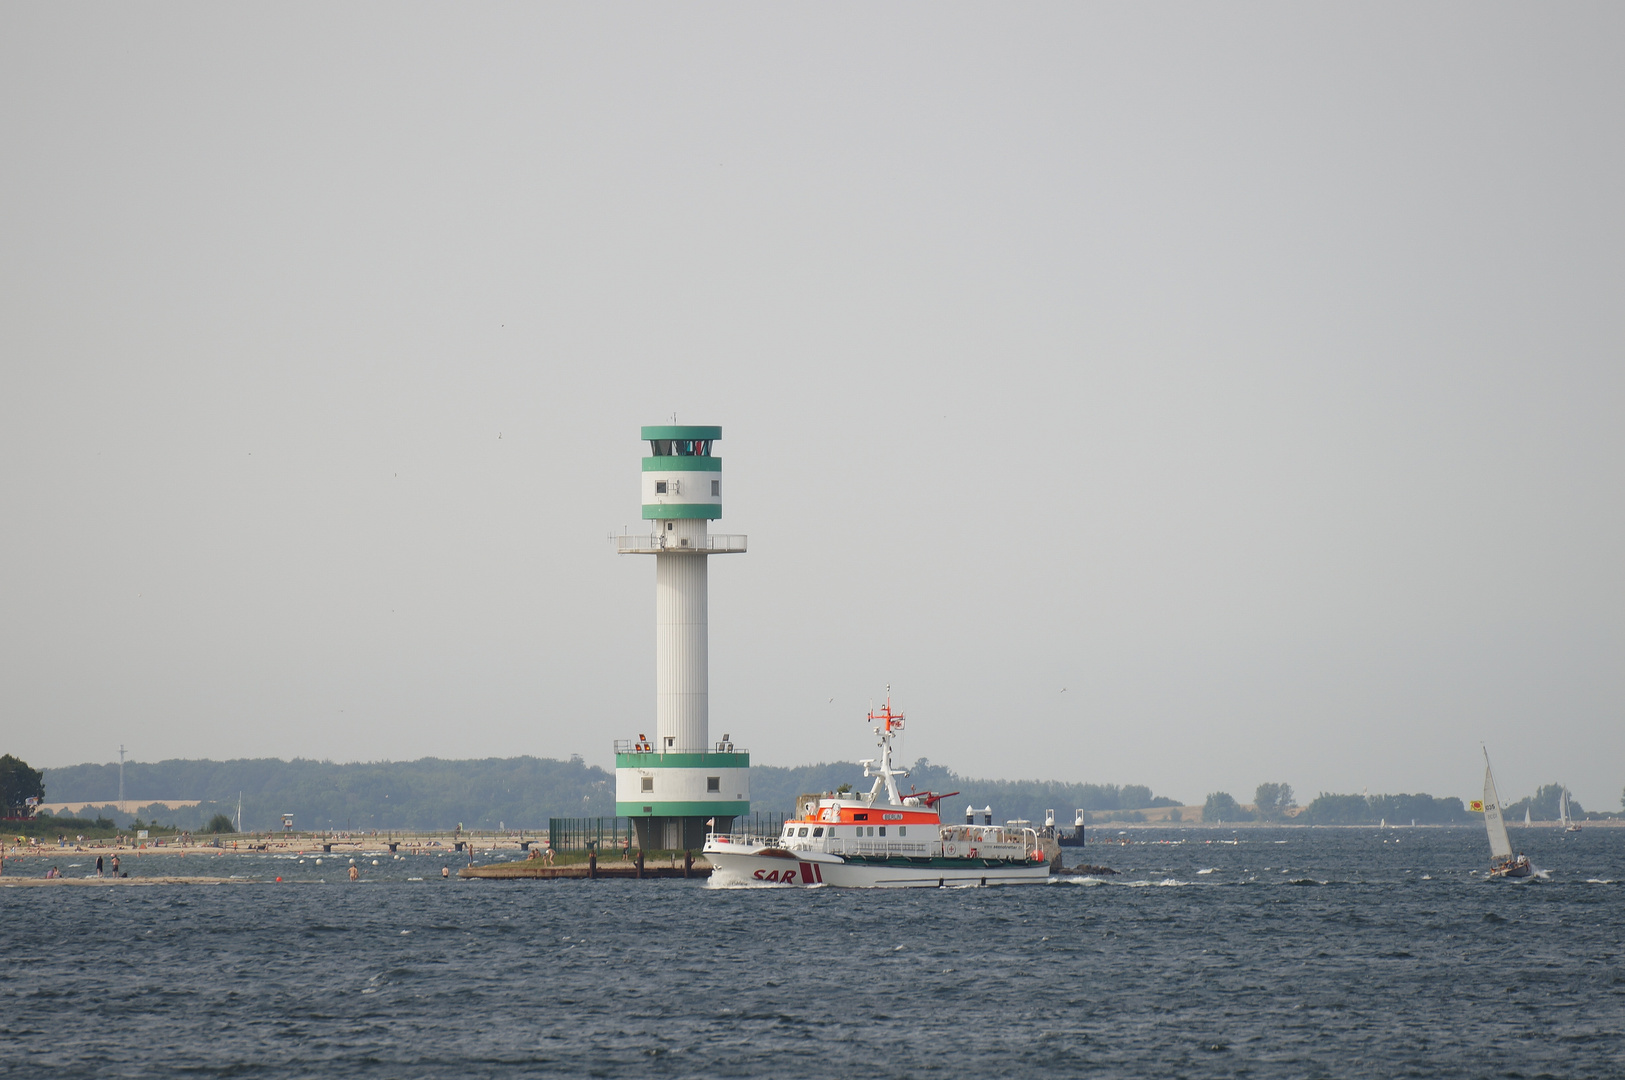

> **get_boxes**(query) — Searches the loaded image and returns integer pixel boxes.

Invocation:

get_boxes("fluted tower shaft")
[655,519,710,751]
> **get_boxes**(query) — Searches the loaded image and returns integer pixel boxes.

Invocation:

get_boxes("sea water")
[3,827,1621,1078]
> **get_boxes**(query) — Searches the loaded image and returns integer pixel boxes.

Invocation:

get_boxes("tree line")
[1199,782,1614,825]
[24,752,1614,832]
[28,754,1181,832]
[1203,784,1471,824]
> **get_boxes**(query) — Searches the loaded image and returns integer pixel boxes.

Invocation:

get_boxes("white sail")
[1558,789,1570,827]
[1523,807,1531,826]
[1483,760,1513,861]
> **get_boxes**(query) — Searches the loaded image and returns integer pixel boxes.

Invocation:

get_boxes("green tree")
[1204,792,1248,823]
[1299,793,1373,824]
[0,754,45,816]
[1120,785,1154,810]
[205,813,235,834]
[1254,783,1296,821]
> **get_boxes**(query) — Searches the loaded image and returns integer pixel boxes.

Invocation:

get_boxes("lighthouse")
[614,425,749,851]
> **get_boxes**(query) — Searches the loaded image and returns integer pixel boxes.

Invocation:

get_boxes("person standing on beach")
[111,854,120,877]
[96,855,104,876]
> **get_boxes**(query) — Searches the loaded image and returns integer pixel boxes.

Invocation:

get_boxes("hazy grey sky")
[3,5,1621,809]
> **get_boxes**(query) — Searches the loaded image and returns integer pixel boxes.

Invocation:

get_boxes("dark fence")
[731,811,788,839]
[548,817,635,852]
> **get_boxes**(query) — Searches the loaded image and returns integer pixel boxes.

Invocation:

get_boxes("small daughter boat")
[704,694,1054,888]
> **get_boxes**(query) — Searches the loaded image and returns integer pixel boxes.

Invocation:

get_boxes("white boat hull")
[706,846,1050,888]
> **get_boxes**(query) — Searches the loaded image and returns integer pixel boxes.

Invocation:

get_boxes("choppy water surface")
[4,827,1622,1078]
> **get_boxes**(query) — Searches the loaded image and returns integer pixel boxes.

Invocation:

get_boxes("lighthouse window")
[649,439,713,456]
[640,777,653,792]
[711,479,720,496]
[706,776,720,792]
[654,481,668,494]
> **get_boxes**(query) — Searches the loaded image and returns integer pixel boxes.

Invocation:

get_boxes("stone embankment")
[461,851,712,880]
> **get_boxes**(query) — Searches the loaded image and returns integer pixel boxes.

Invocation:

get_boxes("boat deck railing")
[706,832,783,850]
[825,839,934,857]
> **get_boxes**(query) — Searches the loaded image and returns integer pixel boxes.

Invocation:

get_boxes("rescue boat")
[704,694,1054,888]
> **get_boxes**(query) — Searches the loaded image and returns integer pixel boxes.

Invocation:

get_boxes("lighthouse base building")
[613,425,749,850]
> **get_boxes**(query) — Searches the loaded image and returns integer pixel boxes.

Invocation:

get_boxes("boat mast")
[859,688,909,806]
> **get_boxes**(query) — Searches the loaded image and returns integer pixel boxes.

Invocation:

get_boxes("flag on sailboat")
[1469,800,1485,812]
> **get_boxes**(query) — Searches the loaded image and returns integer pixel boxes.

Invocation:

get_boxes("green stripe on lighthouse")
[643,456,722,471]
[642,425,722,440]
[615,800,750,817]
[643,504,722,519]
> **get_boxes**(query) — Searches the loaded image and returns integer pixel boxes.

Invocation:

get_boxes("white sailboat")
[1523,807,1531,827]
[1482,749,1532,878]
[1560,787,1582,833]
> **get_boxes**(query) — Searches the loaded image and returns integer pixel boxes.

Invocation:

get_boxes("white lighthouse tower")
[614,425,749,850]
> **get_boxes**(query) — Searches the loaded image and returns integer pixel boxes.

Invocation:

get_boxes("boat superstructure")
[704,694,1053,888]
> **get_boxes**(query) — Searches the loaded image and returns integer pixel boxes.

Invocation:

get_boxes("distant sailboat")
[1560,787,1582,833]
[1523,807,1531,827]
[1482,749,1532,878]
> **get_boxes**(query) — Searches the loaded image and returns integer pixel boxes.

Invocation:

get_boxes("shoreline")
[0,876,291,887]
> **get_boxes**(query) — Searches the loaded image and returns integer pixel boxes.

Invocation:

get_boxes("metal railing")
[706,831,783,850]
[614,740,748,755]
[614,534,748,554]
